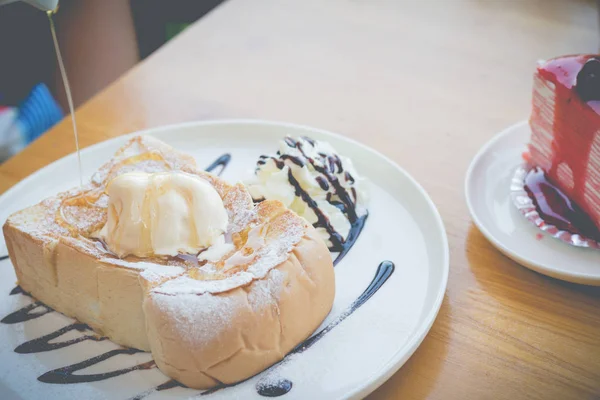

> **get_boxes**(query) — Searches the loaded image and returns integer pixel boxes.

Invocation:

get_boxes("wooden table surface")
[2,1,600,399]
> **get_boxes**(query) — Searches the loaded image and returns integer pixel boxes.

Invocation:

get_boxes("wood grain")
[1,0,600,399]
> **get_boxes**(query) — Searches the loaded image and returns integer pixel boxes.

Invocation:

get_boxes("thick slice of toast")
[3,136,252,350]
[3,136,335,388]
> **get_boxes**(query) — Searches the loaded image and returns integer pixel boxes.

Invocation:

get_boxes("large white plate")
[465,121,600,285]
[0,120,449,399]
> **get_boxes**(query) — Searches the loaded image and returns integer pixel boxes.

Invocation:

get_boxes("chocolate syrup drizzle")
[0,152,385,399]
[256,379,293,397]
[254,260,395,397]
[38,349,155,384]
[1,301,52,324]
[10,285,25,295]
[15,323,105,354]
[204,153,231,176]
[256,136,367,263]
[333,214,367,266]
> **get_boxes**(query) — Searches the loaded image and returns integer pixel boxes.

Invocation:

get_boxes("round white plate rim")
[0,119,449,399]
[464,120,600,285]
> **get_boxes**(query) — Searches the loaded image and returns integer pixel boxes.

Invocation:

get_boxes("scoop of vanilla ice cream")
[99,171,228,258]
[247,136,367,246]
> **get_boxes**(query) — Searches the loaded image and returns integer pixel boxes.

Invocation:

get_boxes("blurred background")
[0,0,597,163]
[0,0,225,161]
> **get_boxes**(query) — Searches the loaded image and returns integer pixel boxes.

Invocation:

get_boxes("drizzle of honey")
[54,150,168,232]
[55,189,106,235]
[47,9,83,188]
[104,151,168,182]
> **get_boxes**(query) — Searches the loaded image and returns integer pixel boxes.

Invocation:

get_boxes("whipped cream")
[247,136,367,248]
[99,171,228,258]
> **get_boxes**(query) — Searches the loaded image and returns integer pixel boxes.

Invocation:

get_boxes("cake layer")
[528,55,600,230]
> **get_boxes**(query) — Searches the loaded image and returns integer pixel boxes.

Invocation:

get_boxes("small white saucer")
[465,121,600,286]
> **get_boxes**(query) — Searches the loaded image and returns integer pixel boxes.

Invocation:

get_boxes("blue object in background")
[0,83,63,162]
[17,83,63,144]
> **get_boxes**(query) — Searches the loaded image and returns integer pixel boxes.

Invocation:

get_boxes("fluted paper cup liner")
[510,164,600,249]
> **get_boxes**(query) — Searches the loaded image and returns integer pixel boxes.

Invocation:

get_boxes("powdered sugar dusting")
[7,201,68,242]
[151,205,305,298]
[147,204,307,354]
[248,268,286,312]
[223,184,254,234]
[101,258,182,273]
[151,291,238,347]
[247,215,304,280]
[150,254,290,348]
[139,264,185,285]
[223,252,255,271]
[155,273,254,295]
[198,241,235,262]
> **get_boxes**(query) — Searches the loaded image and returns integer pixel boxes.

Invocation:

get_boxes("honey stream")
[47,10,83,187]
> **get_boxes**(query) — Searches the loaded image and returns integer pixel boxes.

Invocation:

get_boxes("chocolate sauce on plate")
[256,379,293,397]
[524,167,600,241]
[9,286,25,296]
[333,214,368,266]
[15,323,105,354]
[287,260,394,354]
[1,301,52,324]
[204,153,231,176]
[38,348,155,384]
[253,260,395,397]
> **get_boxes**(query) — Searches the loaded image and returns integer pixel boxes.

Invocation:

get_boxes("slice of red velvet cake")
[528,54,600,232]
